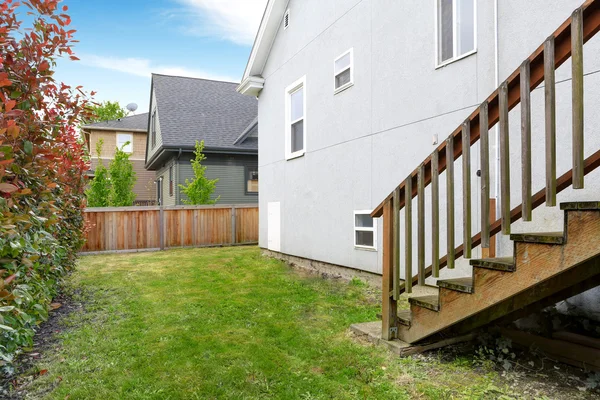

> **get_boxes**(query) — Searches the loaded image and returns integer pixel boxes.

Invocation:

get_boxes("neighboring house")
[145,74,258,206]
[239,1,600,317]
[82,113,157,205]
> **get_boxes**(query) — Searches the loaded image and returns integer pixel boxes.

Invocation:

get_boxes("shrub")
[179,140,219,205]
[107,143,137,206]
[0,0,92,373]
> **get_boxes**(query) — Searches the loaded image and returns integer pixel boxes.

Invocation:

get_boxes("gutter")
[145,145,258,171]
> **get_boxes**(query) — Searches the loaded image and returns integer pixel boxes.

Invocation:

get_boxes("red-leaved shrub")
[0,0,93,371]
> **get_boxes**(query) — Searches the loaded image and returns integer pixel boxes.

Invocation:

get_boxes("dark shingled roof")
[152,74,258,151]
[82,113,149,131]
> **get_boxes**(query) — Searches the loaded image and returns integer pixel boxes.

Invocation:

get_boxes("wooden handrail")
[372,0,600,220]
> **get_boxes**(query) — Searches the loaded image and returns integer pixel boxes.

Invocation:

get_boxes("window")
[169,166,173,197]
[117,133,133,153]
[246,167,258,194]
[151,111,156,148]
[334,48,353,93]
[354,211,377,250]
[284,9,290,29]
[436,0,476,66]
[285,76,306,160]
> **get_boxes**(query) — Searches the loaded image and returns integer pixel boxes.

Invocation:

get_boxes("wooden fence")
[81,205,258,253]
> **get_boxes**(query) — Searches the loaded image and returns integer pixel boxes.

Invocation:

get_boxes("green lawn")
[25,246,511,399]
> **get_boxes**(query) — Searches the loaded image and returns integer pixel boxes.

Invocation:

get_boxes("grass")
[24,246,513,399]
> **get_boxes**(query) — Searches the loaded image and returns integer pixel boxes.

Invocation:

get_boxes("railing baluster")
[405,176,413,293]
[446,136,455,269]
[392,187,400,300]
[572,7,584,189]
[462,121,472,259]
[521,60,532,221]
[544,37,557,206]
[418,164,425,285]
[499,81,511,235]
[431,150,440,278]
[480,102,490,249]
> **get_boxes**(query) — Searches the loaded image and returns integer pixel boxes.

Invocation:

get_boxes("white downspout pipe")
[494,0,501,222]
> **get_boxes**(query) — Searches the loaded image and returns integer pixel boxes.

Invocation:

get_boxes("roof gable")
[152,74,258,152]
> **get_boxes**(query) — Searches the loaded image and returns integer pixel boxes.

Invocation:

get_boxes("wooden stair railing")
[372,0,600,341]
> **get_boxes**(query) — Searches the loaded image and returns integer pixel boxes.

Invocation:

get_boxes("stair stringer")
[397,209,600,344]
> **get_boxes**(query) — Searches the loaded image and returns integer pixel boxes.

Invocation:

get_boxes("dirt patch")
[421,339,600,399]
[0,291,83,400]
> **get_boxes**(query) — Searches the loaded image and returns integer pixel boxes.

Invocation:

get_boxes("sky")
[51,0,268,114]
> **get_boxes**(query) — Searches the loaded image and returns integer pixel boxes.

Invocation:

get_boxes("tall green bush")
[0,0,92,372]
[179,140,219,205]
[108,143,137,206]
[86,139,110,207]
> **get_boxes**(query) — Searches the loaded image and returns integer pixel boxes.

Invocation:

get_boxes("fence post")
[159,206,165,251]
[231,206,237,245]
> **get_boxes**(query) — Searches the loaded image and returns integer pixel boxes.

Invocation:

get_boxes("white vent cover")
[284,9,290,29]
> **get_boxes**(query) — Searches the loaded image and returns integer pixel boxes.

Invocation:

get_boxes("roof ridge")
[152,73,240,85]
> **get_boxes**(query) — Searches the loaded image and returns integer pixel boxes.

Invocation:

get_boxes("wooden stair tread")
[470,257,515,272]
[560,201,600,210]
[510,231,565,244]
[397,310,412,326]
[409,295,440,311]
[437,277,473,293]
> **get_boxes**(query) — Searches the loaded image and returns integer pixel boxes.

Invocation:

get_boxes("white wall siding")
[258,0,600,286]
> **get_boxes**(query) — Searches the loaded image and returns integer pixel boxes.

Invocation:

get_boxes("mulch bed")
[0,291,82,400]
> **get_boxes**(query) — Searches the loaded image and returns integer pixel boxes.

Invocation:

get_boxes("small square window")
[285,76,306,160]
[246,167,258,194]
[436,0,476,66]
[334,48,353,93]
[117,133,133,153]
[354,211,377,250]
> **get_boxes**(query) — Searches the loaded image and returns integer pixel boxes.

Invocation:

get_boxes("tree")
[108,143,137,206]
[86,100,127,123]
[85,139,110,207]
[179,141,219,205]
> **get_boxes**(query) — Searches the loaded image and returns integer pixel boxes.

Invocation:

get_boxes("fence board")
[82,205,258,253]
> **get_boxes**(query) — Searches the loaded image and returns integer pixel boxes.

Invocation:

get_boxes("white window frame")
[434,0,477,69]
[117,133,133,153]
[354,210,377,251]
[334,48,354,94]
[284,75,306,160]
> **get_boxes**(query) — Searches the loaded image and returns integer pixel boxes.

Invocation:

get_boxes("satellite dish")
[126,103,138,113]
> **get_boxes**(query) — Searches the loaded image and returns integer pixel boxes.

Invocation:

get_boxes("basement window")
[334,48,354,94]
[436,0,476,66]
[354,211,377,250]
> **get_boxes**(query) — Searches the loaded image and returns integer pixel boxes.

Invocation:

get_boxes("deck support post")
[382,198,398,341]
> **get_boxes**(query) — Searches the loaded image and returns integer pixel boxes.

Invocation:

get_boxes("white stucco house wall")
[238,0,600,319]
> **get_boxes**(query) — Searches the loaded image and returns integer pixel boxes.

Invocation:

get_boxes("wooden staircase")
[371,0,600,345]
[399,202,600,343]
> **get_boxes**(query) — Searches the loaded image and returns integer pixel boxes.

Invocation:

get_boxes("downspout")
[494,0,501,218]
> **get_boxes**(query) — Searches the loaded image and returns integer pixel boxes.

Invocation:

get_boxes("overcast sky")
[52,0,268,114]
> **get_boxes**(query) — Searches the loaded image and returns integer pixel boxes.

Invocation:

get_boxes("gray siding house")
[145,74,258,205]
[239,0,600,317]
